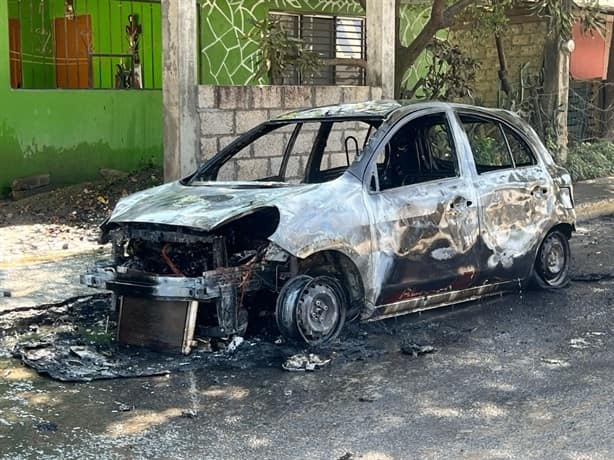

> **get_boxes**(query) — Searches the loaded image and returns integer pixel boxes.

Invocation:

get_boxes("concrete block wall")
[450,17,547,107]
[197,85,383,180]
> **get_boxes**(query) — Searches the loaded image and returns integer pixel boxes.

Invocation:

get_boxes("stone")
[11,185,52,201]
[11,173,50,191]
[99,168,128,180]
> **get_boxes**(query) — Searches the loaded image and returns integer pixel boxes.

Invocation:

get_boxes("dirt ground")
[0,169,162,267]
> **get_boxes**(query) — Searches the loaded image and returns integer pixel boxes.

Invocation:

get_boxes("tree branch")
[442,0,477,27]
[395,0,478,97]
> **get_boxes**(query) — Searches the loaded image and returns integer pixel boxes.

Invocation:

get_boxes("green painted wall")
[7,0,161,89]
[0,1,162,197]
[8,0,55,88]
[198,0,364,85]
[197,0,436,90]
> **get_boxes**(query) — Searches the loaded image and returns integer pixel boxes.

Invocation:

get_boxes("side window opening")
[195,119,379,185]
[460,116,513,173]
[501,125,537,167]
[375,113,459,191]
[309,120,376,183]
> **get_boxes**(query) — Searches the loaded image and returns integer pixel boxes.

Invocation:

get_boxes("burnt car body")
[83,101,575,349]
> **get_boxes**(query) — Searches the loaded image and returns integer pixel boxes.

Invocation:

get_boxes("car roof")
[272,99,522,124]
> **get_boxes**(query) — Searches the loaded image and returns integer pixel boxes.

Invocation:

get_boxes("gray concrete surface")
[0,213,613,459]
[574,176,614,221]
[0,178,613,459]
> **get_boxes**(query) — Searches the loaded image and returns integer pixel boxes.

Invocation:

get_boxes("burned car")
[83,101,575,352]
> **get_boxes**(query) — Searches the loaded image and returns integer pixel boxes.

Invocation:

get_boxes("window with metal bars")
[270,12,366,86]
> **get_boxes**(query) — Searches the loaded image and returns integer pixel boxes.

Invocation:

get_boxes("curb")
[576,198,614,221]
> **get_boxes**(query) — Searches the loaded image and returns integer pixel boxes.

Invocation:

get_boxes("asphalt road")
[1,217,613,460]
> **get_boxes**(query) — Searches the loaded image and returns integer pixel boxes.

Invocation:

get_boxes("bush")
[565,141,614,182]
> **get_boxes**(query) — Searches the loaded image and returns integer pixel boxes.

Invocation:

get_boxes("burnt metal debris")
[82,100,576,352]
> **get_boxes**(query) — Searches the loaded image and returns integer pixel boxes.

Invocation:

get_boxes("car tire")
[531,229,570,289]
[275,275,347,345]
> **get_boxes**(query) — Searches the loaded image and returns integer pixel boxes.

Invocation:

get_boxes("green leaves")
[246,17,321,85]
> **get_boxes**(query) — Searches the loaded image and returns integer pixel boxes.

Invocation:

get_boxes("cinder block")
[200,110,234,136]
[283,86,313,109]
[12,185,52,200]
[197,85,217,109]
[314,86,343,107]
[11,173,50,191]
[236,158,269,180]
[342,86,370,103]
[236,110,269,134]
[252,133,287,157]
[252,86,283,108]
[218,135,238,151]
[200,137,219,160]
[218,86,252,109]
[268,108,290,119]
[217,160,237,181]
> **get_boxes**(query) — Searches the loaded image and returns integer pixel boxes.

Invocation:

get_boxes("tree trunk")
[541,0,571,162]
[605,27,614,140]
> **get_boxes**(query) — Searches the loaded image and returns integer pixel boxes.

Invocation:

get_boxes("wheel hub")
[537,232,570,286]
[296,281,341,340]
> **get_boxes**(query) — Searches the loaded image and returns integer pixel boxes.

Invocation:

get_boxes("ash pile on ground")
[0,294,456,383]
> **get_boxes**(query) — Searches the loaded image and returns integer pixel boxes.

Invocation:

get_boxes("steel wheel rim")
[539,233,568,284]
[296,277,344,344]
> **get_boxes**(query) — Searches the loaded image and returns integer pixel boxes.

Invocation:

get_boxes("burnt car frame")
[83,101,575,350]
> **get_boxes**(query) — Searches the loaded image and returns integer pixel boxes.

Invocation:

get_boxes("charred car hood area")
[102,180,317,234]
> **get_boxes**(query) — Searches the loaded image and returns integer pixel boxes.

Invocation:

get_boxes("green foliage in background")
[565,142,614,182]
[246,17,320,85]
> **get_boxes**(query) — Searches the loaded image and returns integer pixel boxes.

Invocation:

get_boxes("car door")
[456,112,552,282]
[363,110,481,307]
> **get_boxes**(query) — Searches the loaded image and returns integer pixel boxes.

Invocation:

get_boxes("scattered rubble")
[282,353,332,372]
[400,341,436,357]
[358,391,382,402]
[223,336,244,353]
[114,402,135,412]
[181,409,198,418]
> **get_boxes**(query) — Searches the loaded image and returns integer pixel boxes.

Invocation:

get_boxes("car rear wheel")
[532,229,570,289]
[276,275,346,345]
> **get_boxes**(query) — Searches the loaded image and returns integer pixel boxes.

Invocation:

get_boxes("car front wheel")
[532,229,570,289]
[276,275,346,345]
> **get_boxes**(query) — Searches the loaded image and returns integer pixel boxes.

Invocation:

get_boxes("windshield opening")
[191,119,381,185]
